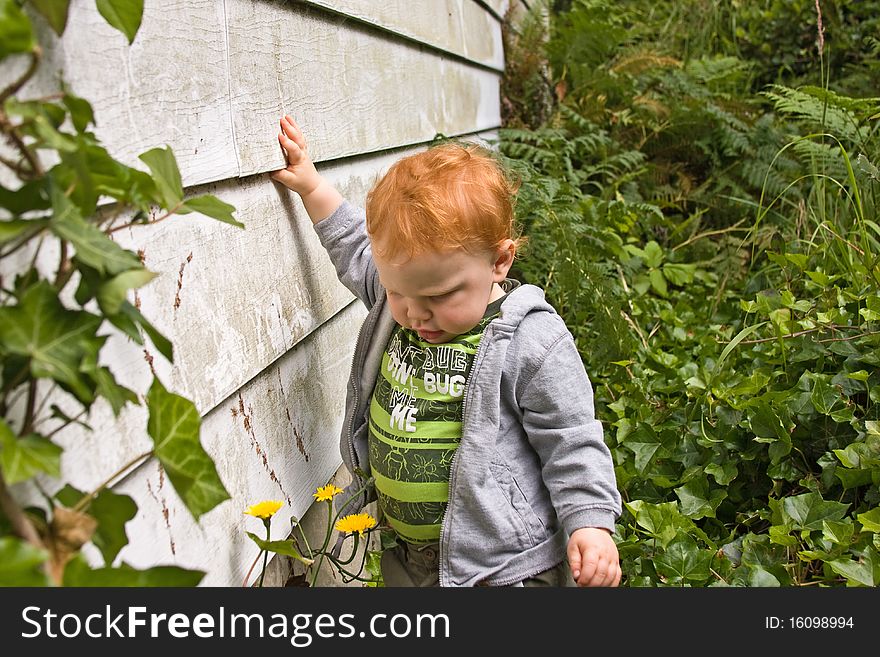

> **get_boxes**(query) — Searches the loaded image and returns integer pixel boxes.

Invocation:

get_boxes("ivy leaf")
[782,492,849,531]
[96,267,157,316]
[0,537,49,586]
[0,218,47,245]
[139,146,183,209]
[179,195,244,228]
[147,377,230,520]
[62,92,95,134]
[705,461,737,485]
[858,507,880,533]
[0,281,102,403]
[50,187,142,275]
[62,554,203,586]
[827,551,878,587]
[624,500,704,549]
[90,489,138,565]
[622,424,661,473]
[653,534,712,584]
[246,533,313,565]
[674,478,727,519]
[95,0,143,44]
[28,0,71,36]
[118,301,173,362]
[0,0,35,59]
[0,419,62,484]
[0,180,50,214]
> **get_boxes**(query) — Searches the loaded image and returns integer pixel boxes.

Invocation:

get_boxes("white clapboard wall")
[1,0,509,586]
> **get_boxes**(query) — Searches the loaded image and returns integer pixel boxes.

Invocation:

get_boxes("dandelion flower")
[244,500,283,519]
[313,484,344,502]
[335,513,377,536]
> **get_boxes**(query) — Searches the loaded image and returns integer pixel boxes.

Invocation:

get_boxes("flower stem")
[257,519,271,587]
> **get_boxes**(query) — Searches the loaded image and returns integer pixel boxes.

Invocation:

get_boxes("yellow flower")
[244,500,284,520]
[313,484,344,502]
[334,513,377,536]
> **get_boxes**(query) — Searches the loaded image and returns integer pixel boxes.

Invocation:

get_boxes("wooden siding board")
[300,0,504,70]
[227,0,501,178]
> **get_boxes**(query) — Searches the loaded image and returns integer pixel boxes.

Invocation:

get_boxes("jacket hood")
[497,282,556,327]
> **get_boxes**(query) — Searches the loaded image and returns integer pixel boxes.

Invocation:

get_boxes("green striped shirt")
[369,284,516,543]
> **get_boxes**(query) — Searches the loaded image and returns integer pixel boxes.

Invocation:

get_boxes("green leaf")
[827,555,876,587]
[28,0,70,35]
[810,376,841,415]
[0,0,35,59]
[0,421,62,484]
[782,492,849,531]
[705,461,737,485]
[858,507,880,533]
[95,0,143,44]
[622,424,661,473]
[90,489,138,565]
[714,322,766,375]
[0,218,47,245]
[62,554,204,586]
[96,267,157,316]
[653,534,712,584]
[180,195,244,228]
[649,268,668,297]
[747,566,781,587]
[246,532,313,565]
[62,92,95,133]
[139,146,183,208]
[661,262,695,286]
[624,500,706,549]
[118,301,173,361]
[49,187,142,275]
[0,537,49,586]
[675,478,727,519]
[0,281,102,403]
[0,180,50,214]
[822,519,854,546]
[643,240,664,268]
[147,377,230,520]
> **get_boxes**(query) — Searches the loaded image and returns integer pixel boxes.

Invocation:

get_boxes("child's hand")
[566,527,621,587]
[270,115,322,196]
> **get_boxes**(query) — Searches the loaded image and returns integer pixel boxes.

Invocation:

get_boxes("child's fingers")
[281,115,308,152]
[566,541,582,582]
[278,132,303,163]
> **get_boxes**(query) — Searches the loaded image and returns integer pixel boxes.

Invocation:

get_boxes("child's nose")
[407,301,431,321]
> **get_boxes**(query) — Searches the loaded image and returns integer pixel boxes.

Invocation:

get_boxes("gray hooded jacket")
[314,201,621,586]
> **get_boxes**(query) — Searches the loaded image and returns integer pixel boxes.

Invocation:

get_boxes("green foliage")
[0,5,240,585]
[503,0,880,586]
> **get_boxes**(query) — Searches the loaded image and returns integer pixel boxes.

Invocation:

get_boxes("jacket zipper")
[438,324,493,587]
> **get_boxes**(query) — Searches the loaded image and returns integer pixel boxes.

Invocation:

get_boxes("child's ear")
[491,239,516,280]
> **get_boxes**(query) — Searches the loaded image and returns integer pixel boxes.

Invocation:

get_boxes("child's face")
[373,241,515,344]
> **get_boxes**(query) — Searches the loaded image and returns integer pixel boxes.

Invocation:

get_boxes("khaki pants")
[381,541,577,587]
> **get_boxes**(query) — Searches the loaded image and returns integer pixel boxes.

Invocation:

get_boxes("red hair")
[365,142,524,259]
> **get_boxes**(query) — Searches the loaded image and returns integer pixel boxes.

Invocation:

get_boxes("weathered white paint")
[300,0,505,70]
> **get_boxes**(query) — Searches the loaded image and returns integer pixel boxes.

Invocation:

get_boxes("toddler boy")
[271,116,622,587]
